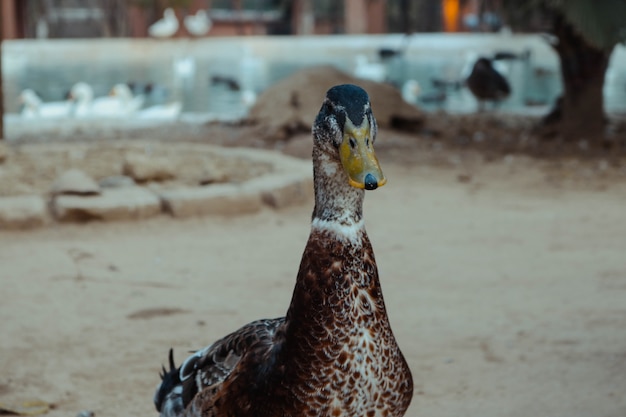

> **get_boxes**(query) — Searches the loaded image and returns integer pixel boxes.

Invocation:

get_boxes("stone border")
[0,142,313,230]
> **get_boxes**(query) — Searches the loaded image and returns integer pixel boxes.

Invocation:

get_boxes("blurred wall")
[1,0,19,39]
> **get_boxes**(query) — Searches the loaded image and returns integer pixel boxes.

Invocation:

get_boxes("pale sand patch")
[1,145,626,417]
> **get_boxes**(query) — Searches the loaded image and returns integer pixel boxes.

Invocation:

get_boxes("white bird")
[137,101,182,120]
[353,54,387,83]
[173,56,196,82]
[70,82,126,117]
[110,83,145,113]
[401,79,421,105]
[241,89,257,110]
[19,89,73,118]
[184,10,212,36]
[149,8,179,38]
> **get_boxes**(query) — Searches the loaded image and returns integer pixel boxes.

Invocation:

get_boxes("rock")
[198,166,229,185]
[0,195,49,229]
[157,146,313,216]
[51,169,100,196]
[279,133,313,159]
[122,154,176,182]
[257,175,313,209]
[99,175,136,188]
[52,187,161,222]
[158,185,263,218]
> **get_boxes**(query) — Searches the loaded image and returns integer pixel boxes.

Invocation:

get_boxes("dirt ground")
[2,119,626,417]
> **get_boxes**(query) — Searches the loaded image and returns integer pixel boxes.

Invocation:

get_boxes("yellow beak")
[339,125,386,190]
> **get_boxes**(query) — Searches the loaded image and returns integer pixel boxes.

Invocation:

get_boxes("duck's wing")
[156,317,285,416]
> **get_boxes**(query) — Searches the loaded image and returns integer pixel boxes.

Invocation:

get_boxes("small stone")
[99,175,136,188]
[198,167,229,186]
[122,154,176,182]
[76,411,95,417]
[0,195,49,229]
[257,175,313,209]
[53,187,161,222]
[158,185,263,218]
[51,169,100,196]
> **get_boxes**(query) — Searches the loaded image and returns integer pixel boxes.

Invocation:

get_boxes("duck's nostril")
[364,173,378,190]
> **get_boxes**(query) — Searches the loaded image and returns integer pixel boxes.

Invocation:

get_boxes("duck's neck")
[282,148,388,351]
[311,148,364,226]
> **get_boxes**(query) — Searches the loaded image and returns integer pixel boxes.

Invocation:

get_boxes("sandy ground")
[2,130,626,417]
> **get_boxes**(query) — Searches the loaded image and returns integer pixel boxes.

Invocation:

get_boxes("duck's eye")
[365,138,370,147]
[349,138,357,149]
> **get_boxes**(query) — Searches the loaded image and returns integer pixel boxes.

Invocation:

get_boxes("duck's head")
[110,83,132,100]
[313,84,386,191]
[473,57,494,72]
[164,8,176,20]
[69,82,93,102]
[19,89,42,107]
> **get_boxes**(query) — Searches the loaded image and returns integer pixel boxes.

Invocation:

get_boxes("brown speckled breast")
[278,227,413,417]
[193,227,414,417]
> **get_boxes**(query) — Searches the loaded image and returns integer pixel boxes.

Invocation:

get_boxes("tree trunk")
[552,13,611,142]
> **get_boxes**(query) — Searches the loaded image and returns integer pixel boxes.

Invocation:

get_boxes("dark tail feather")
[160,348,177,379]
[154,348,182,412]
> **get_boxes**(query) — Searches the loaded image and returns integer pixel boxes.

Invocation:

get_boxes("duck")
[69,82,120,117]
[378,33,412,60]
[184,10,212,37]
[240,89,257,111]
[69,82,141,118]
[127,82,171,106]
[19,89,73,118]
[149,8,179,38]
[153,84,413,417]
[465,57,511,110]
[353,54,387,83]
[401,79,421,105]
[210,75,241,91]
[110,83,145,113]
[173,56,196,86]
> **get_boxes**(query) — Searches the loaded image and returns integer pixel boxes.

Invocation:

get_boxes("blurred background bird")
[19,89,73,119]
[148,8,179,38]
[466,57,511,111]
[184,10,212,37]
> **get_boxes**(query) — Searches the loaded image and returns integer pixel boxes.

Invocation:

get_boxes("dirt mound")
[247,66,425,142]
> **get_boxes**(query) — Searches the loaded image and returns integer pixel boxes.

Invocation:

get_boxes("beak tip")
[364,173,379,190]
